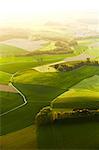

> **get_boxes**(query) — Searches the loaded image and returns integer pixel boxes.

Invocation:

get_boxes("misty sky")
[0,0,99,27]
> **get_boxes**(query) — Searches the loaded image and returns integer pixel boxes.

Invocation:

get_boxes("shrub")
[35,106,53,126]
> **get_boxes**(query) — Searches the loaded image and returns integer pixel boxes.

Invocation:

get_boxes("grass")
[1,66,99,134]
[14,66,99,89]
[1,122,99,149]
[74,45,88,55]
[52,75,99,109]
[72,75,99,91]
[0,44,28,57]
[0,84,63,135]
[85,47,99,57]
[0,125,37,150]
[1,65,99,135]
[39,41,56,51]
[0,62,38,74]
[0,91,23,114]
[78,37,99,58]
[0,54,69,64]
[37,122,99,149]
[0,54,70,73]
[0,37,99,149]
[78,37,99,46]
[52,95,99,109]
[0,71,11,84]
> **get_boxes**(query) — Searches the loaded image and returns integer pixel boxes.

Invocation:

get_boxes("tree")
[35,107,53,126]
[94,60,98,64]
[69,40,78,47]
[86,57,90,63]
[35,57,44,66]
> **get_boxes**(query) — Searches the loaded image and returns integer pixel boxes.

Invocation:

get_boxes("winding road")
[0,73,28,117]
[0,53,96,117]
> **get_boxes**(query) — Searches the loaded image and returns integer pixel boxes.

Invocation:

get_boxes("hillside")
[0,44,28,57]
[52,75,99,110]
[0,71,11,84]
[14,66,99,89]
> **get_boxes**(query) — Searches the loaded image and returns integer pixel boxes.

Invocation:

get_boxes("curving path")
[0,53,97,117]
[0,73,27,117]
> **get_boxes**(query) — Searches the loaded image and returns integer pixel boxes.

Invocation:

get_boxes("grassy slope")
[78,37,99,59]
[72,74,99,91]
[0,41,87,74]
[0,54,69,73]
[1,65,99,135]
[1,84,63,135]
[78,38,99,47]
[39,41,56,51]
[0,91,23,114]
[37,122,99,149]
[0,125,37,150]
[1,122,99,150]
[0,55,69,64]
[1,37,99,149]
[0,44,28,57]
[0,71,22,114]
[52,75,99,109]
[0,71,11,84]
[85,47,99,57]
[14,66,99,89]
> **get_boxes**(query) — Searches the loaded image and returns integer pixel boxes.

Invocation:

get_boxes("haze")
[0,0,99,28]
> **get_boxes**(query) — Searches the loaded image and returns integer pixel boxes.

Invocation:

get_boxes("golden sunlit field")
[0,0,99,149]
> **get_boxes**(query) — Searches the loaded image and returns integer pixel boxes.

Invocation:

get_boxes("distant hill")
[0,28,29,41]
[44,21,63,26]
[0,44,28,57]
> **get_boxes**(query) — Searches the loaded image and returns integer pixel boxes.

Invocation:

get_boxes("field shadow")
[36,122,99,149]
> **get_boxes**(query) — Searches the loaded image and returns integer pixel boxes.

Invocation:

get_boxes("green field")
[0,71,11,84]
[72,74,99,91]
[39,41,56,51]
[0,44,28,57]
[14,66,99,88]
[0,54,70,73]
[0,125,37,150]
[1,65,99,135]
[85,47,99,58]
[52,75,99,109]
[37,122,99,149]
[0,91,23,114]
[0,83,63,135]
[1,122,99,150]
[0,36,99,149]
[78,37,99,60]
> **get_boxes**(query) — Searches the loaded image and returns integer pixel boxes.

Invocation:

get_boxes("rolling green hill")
[0,71,11,84]
[1,36,99,149]
[0,125,37,150]
[78,37,99,60]
[0,44,28,57]
[1,65,99,135]
[37,122,99,149]
[0,54,68,73]
[52,75,99,110]
[14,66,99,89]
[0,91,23,114]
[0,83,63,135]
[72,75,99,91]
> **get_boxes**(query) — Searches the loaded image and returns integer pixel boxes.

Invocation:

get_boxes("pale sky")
[0,0,99,27]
